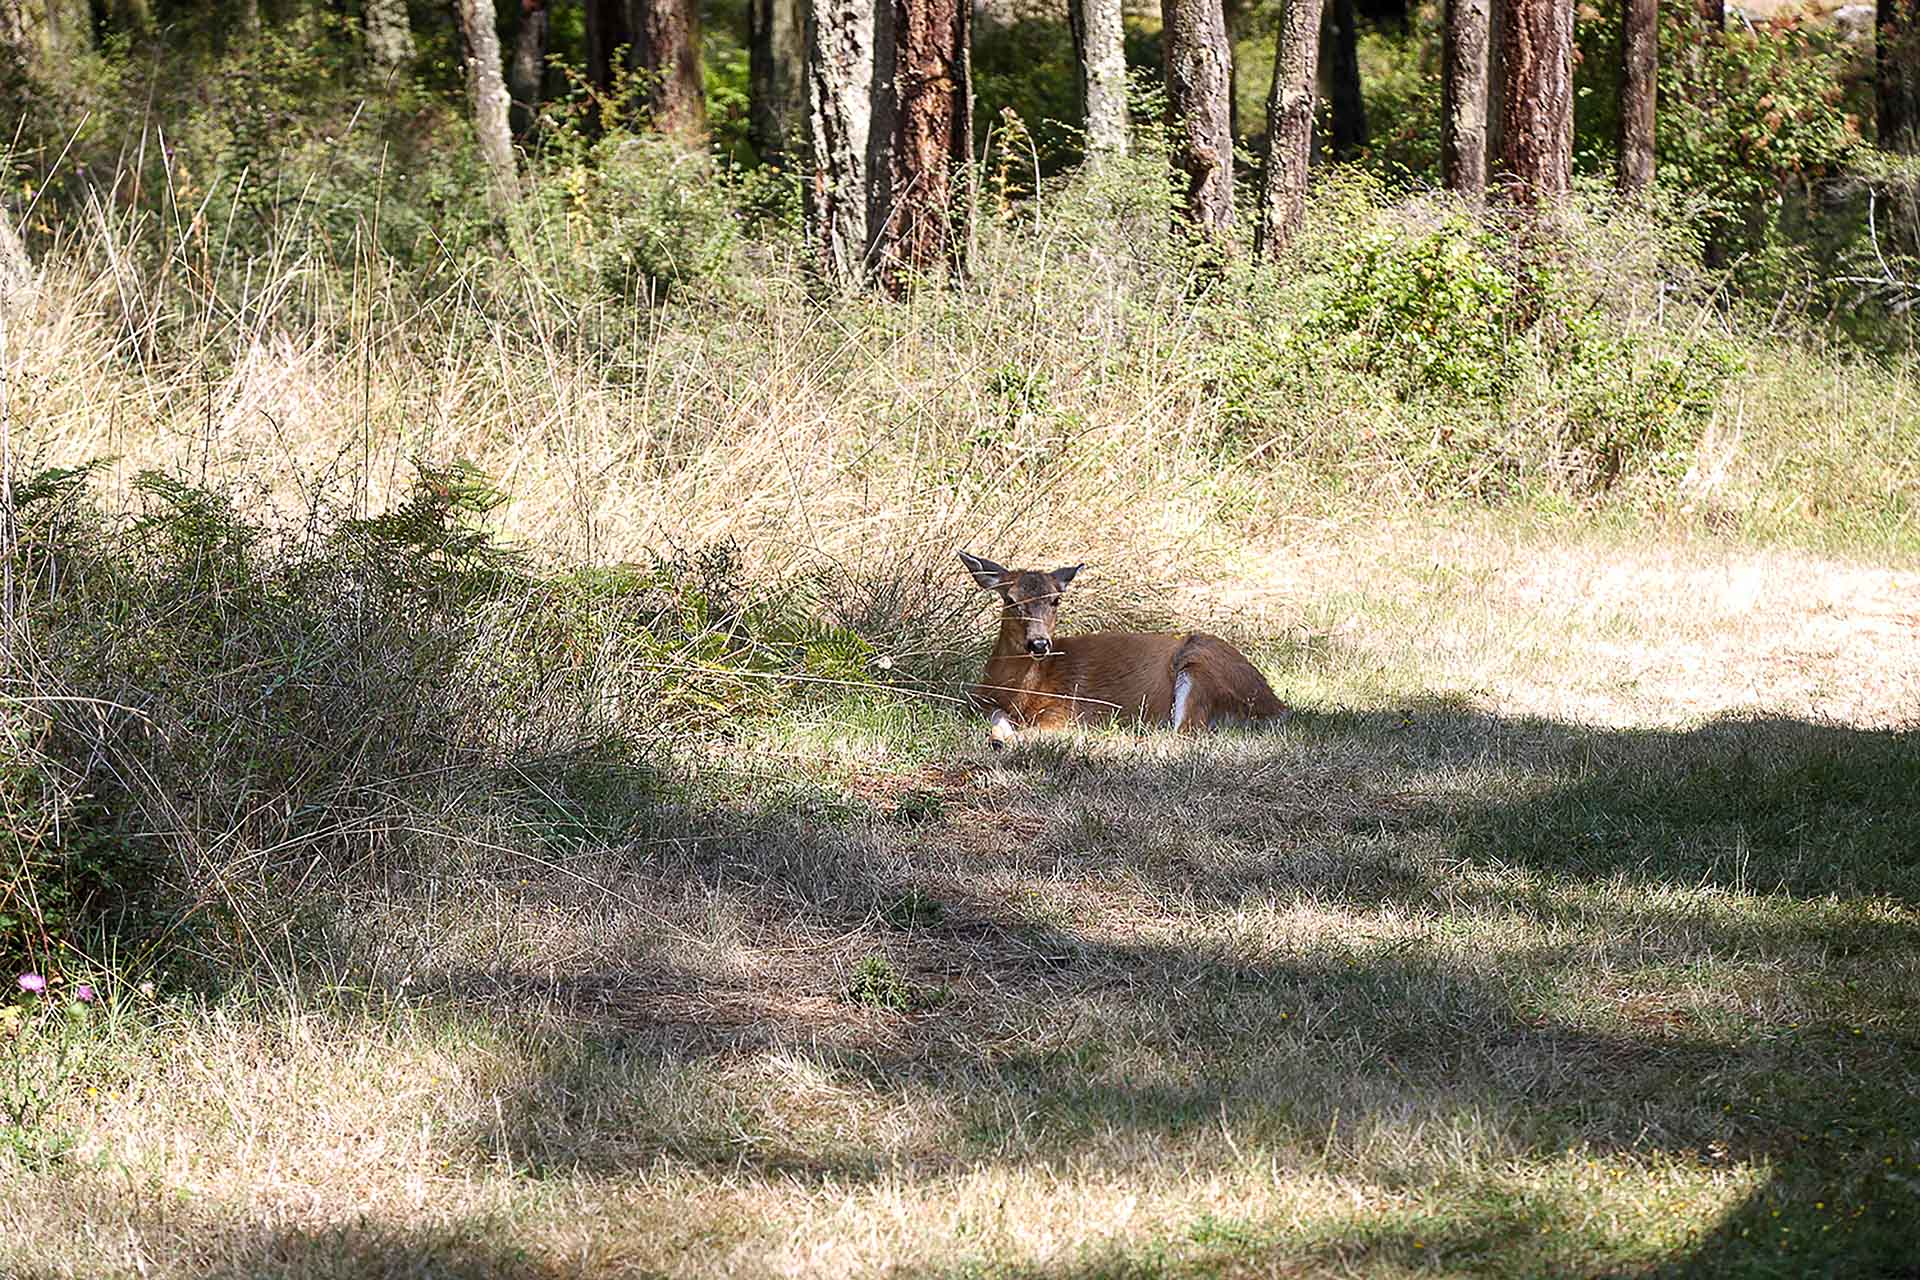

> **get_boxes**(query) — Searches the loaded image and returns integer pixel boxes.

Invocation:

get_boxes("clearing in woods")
[3,520,1918,1278]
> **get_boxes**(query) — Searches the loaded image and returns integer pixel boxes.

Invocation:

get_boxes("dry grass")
[5,159,1920,1278]
[6,172,1247,581]
[1201,521,1920,728]
[4,516,1918,1277]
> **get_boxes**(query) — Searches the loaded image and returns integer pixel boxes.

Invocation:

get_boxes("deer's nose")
[1026,638,1051,656]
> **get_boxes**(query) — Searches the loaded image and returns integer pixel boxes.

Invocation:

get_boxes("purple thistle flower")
[74,984,96,1003]
[16,973,46,994]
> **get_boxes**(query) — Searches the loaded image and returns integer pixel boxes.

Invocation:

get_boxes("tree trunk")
[1321,0,1366,161]
[1485,0,1505,165]
[1163,0,1235,238]
[364,0,415,79]
[1069,0,1129,162]
[0,203,30,311]
[585,0,633,101]
[1496,0,1572,207]
[635,0,706,137]
[1618,0,1655,193]
[1880,0,1920,152]
[1442,0,1489,193]
[806,0,876,288]
[456,0,520,218]
[1257,0,1323,257]
[510,0,550,139]
[872,0,972,290]
[0,0,93,77]
[751,0,809,162]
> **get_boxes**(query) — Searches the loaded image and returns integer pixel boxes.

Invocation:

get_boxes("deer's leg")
[988,708,1020,750]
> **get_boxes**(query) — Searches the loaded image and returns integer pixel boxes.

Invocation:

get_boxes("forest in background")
[2,0,1916,324]
[1,4,1918,1276]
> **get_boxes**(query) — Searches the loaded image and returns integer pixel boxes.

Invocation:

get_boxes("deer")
[957,551,1289,749]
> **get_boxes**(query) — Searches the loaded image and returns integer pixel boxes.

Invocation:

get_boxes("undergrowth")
[0,462,926,976]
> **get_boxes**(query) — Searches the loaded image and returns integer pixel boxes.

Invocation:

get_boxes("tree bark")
[1257,0,1323,258]
[1496,0,1573,208]
[364,0,415,79]
[509,0,550,139]
[1163,0,1235,238]
[0,0,92,77]
[1442,0,1489,193]
[635,0,706,137]
[806,0,877,288]
[0,203,30,311]
[1069,0,1129,162]
[1880,0,1920,152]
[456,0,520,219]
[751,0,809,161]
[1320,0,1366,162]
[872,0,972,289]
[1618,0,1655,193]
[1485,0,1505,165]
[585,0,633,101]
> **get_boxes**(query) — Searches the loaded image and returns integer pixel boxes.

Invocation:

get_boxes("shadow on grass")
[6,1220,583,1280]
[346,700,1919,1274]
[37,688,1909,1276]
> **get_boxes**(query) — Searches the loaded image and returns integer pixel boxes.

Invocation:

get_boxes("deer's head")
[958,551,1084,658]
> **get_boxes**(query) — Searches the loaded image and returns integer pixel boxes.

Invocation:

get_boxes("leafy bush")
[524,130,743,300]
[1208,186,1738,499]
[1315,214,1519,398]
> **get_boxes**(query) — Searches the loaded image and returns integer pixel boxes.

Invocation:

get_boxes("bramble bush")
[1315,214,1519,399]
[0,463,893,974]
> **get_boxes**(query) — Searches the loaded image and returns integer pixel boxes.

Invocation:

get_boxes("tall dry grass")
[16,145,1912,605]
[8,160,1260,589]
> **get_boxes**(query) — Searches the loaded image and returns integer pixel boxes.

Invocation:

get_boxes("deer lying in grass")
[958,551,1289,749]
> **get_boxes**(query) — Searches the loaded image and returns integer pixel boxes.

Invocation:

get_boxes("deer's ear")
[957,551,1010,591]
[1050,564,1085,589]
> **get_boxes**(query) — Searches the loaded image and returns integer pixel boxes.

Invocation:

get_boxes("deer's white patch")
[989,709,1018,749]
[1171,671,1193,730]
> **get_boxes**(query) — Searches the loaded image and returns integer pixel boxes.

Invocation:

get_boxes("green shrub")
[1315,214,1518,398]
[1208,187,1739,499]
[524,130,742,301]
[0,463,892,973]
[845,952,948,1011]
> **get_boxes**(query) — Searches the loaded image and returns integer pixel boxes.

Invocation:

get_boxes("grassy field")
[4,157,1920,1276]
[4,514,1917,1277]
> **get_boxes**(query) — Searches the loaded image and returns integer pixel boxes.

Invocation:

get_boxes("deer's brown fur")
[959,552,1287,747]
